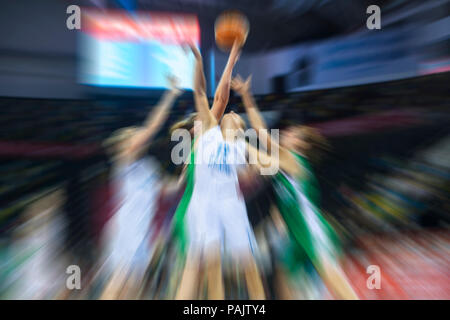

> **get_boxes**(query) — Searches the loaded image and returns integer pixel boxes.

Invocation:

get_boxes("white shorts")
[186,194,257,258]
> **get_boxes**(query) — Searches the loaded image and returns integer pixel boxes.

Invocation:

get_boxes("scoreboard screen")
[79,10,200,89]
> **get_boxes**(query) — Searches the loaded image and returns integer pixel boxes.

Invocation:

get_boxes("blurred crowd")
[0,73,449,300]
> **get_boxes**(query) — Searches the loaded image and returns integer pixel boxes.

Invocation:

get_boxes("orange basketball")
[215,10,249,52]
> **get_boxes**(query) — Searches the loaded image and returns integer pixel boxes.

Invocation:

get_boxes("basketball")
[215,10,249,51]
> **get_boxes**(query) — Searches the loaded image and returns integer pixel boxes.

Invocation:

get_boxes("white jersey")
[7,209,68,299]
[103,157,161,272]
[186,126,256,257]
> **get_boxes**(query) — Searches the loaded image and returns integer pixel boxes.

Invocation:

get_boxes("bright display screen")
[79,10,200,89]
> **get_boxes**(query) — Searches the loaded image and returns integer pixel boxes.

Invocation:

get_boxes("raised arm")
[231,75,267,130]
[233,75,300,176]
[189,44,216,128]
[232,75,274,153]
[210,40,241,121]
[189,44,207,96]
[127,75,182,159]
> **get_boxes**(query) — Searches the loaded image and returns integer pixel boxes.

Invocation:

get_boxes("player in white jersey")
[99,75,182,299]
[173,43,275,300]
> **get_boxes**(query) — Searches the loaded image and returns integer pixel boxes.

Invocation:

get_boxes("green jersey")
[273,153,341,274]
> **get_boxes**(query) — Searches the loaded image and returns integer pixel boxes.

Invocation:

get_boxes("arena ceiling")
[83,0,411,52]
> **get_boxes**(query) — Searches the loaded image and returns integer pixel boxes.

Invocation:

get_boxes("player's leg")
[243,254,266,299]
[205,244,224,299]
[274,265,295,299]
[100,262,130,300]
[175,248,200,299]
[317,255,359,300]
[223,206,265,299]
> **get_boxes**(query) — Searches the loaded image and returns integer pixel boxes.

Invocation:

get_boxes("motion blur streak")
[0,0,449,300]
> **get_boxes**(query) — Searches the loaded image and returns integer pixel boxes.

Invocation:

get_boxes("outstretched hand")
[188,42,202,60]
[167,75,183,96]
[231,74,252,95]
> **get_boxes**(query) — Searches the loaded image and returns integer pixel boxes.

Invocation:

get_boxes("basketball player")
[99,75,182,299]
[231,75,359,299]
[173,42,270,300]
[5,189,69,299]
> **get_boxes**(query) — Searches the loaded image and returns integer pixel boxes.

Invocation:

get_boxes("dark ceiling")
[138,0,407,52]
[81,0,411,52]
